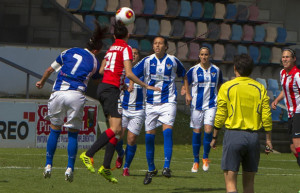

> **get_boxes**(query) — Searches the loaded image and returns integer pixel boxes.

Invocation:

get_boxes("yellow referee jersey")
[214,77,272,131]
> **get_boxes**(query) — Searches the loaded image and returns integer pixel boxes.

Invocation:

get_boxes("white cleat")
[191,162,199,173]
[65,167,73,182]
[43,164,52,178]
[202,159,210,172]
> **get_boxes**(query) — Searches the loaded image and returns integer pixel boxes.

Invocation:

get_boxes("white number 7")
[71,54,82,75]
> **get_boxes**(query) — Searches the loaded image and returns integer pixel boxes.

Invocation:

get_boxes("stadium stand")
[132,0,143,15]
[214,2,226,20]
[191,1,203,20]
[219,23,231,40]
[225,4,237,20]
[236,4,248,21]
[184,21,196,39]
[231,24,243,41]
[188,42,200,60]
[143,0,155,15]
[179,0,191,18]
[248,5,259,21]
[155,0,167,16]
[94,0,106,12]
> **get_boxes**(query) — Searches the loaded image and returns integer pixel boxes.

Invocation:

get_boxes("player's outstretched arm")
[36,66,55,89]
[124,60,161,92]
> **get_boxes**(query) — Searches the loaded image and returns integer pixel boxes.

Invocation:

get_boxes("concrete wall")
[0,45,65,97]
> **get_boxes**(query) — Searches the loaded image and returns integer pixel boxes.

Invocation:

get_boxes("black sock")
[297,153,300,166]
[86,132,111,157]
[103,142,116,169]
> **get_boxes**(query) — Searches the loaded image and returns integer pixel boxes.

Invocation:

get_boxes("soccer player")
[132,36,186,185]
[79,22,160,183]
[271,48,300,166]
[35,21,108,182]
[184,47,223,173]
[211,54,273,193]
[114,48,144,176]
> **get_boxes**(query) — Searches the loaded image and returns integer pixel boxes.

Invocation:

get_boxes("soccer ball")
[116,7,135,25]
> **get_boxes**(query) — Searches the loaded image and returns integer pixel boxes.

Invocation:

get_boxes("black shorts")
[97,83,121,118]
[221,129,260,172]
[288,113,300,144]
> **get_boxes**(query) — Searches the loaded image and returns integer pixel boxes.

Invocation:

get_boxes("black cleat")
[162,168,171,178]
[143,169,158,185]
[297,156,300,167]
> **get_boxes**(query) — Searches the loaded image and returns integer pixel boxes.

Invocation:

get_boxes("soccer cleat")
[202,158,210,172]
[191,162,199,173]
[162,168,171,178]
[297,156,300,167]
[115,155,124,169]
[80,152,95,173]
[43,164,52,178]
[143,169,158,185]
[122,168,130,176]
[98,166,118,183]
[65,167,73,182]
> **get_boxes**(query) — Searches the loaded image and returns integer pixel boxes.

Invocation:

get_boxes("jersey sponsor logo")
[151,74,171,81]
[198,82,216,87]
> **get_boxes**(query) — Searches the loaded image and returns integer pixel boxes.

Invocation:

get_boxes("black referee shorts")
[97,82,122,118]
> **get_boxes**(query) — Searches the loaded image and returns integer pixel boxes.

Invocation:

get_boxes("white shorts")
[145,103,177,131]
[190,107,217,129]
[45,90,86,129]
[122,109,145,135]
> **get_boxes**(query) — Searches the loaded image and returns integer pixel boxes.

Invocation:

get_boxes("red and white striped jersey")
[102,39,133,88]
[280,66,300,118]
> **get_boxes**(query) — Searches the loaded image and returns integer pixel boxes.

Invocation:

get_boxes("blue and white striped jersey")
[121,77,145,111]
[186,63,223,110]
[133,53,186,104]
[53,48,100,93]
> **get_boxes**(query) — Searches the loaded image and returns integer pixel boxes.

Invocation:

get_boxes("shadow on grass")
[0,180,9,183]
[172,187,226,193]
[129,174,197,179]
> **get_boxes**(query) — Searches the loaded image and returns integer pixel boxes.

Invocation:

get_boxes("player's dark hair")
[283,48,296,58]
[234,54,254,77]
[86,21,108,51]
[114,20,128,39]
[132,47,140,55]
[153,36,168,50]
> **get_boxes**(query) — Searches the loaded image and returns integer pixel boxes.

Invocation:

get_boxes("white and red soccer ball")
[116,7,135,25]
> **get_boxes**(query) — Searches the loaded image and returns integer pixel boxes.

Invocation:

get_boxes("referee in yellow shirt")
[211,54,273,193]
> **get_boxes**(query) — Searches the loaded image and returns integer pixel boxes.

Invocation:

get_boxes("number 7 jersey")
[102,39,133,88]
[53,47,100,93]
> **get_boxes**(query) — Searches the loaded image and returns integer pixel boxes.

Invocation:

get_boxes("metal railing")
[0,57,54,99]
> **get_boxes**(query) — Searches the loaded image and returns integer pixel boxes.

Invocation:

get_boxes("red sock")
[294,153,298,158]
[109,136,118,146]
[105,128,115,139]
[296,147,300,155]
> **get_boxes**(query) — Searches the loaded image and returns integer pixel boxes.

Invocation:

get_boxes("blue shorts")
[221,129,260,172]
